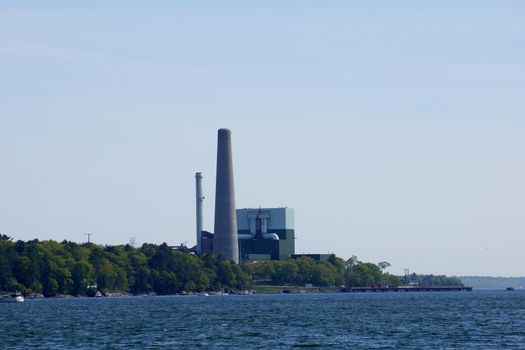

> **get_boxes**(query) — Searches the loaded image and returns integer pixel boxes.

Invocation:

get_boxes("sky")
[1,1,524,276]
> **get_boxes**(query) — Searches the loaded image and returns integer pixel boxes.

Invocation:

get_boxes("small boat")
[0,291,25,303]
[506,287,515,291]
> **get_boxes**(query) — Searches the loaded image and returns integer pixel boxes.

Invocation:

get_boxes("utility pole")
[85,233,94,244]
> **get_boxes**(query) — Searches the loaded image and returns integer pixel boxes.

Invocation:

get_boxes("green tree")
[71,261,94,295]
[45,277,59,297]
[295,257,316,283]
[0,240,15,291]
[377,261,391,271]
[127,251,151,294]
[98,258,117,290]
[312,262,337,286]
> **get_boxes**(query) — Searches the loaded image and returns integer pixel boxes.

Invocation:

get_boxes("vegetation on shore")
[244,255,400,288]
[0,235,461,297]
[0,235,249,297]
[405,272,463,287]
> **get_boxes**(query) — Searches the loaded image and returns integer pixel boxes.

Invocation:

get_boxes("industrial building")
[237,207,295,261]
[199,207,296,262]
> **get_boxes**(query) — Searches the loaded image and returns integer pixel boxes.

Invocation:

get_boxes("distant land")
[460,276,525,290]
[1,236,466,297]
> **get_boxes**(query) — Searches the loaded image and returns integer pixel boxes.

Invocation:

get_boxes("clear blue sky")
[1,1,524,276]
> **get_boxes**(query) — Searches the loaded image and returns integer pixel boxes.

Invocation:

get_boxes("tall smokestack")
[195,172,203,254]
[213,128,239,263]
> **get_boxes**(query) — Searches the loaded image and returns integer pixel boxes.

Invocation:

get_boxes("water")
[1,291,524,349]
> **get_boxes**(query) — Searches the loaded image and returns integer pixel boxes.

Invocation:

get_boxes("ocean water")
[1,291,524,349]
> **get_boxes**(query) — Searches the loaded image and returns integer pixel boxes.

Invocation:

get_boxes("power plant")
[191,128,316,263]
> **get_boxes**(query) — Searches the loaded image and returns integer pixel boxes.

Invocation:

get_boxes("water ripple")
[0,291,524,349]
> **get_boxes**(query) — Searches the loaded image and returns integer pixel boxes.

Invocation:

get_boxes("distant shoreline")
[459,276,525,290]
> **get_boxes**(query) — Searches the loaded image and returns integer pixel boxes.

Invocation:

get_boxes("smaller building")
[291,254,333,262]
[200,231,214,254]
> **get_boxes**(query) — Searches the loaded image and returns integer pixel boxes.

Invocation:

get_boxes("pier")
[343,286,473,293]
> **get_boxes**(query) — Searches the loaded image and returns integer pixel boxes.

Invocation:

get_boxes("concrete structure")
[237,207,295,261]
[195,172,204,254]
[213,128,239,263]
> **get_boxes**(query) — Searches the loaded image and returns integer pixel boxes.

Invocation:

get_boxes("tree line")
[0,235,460,296]
[405,272,463,287]
[0,235,249,296]
[244,255,400,287]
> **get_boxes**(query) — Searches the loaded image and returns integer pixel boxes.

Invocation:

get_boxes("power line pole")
[85,233,94,244]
